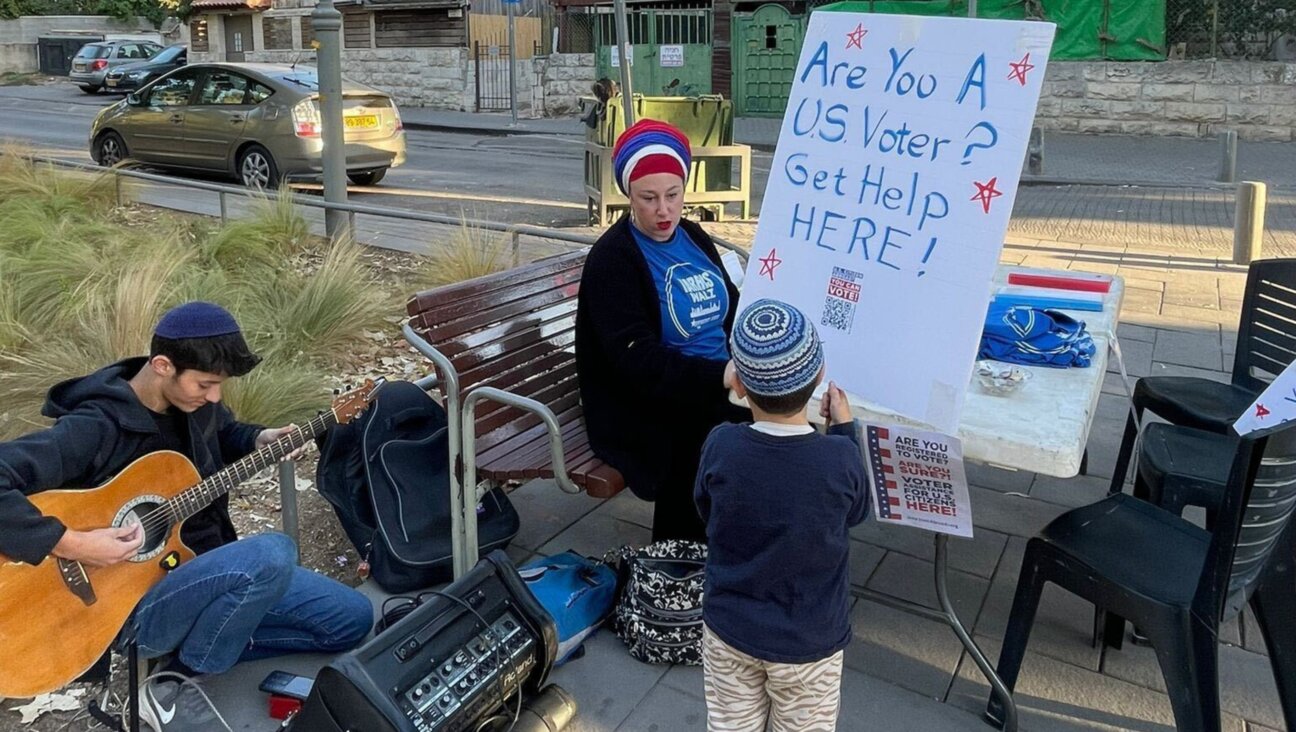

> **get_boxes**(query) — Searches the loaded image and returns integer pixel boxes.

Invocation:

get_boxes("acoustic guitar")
[0,380,380,698]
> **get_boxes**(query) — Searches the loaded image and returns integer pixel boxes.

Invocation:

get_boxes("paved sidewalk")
[401,108,1296,190]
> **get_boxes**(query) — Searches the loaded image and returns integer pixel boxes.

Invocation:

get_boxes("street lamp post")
[613,0,635,126]
[311,0,350,241]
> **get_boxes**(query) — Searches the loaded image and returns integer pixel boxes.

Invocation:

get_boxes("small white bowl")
[976,360,1032,396]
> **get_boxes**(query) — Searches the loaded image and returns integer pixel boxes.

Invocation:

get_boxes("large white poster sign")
[738,13,1056,432]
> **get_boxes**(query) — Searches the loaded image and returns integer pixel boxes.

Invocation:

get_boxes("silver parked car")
[70,40,164,94]
[89,63,406,188]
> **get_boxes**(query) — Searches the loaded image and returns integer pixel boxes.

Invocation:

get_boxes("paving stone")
[837,668,989,731]
[948,634,1249,732]
[1153,329,1224,370]
[538,507,652,558]
[1083,416,1126,480]
[1117,322,1159,342]
[598,488,653,530]
[550,631,669,731]
[1029,473,1112,508]
[1163,279,1221,309]
[966,485,1070,538]
[844,598,966,699]
[1101,639,1286,729]
[975,538,1103,672]
[1120,288,1165,314]
[610,677,707,731]
[1161,303,1236,325]
[510,478,607,551]
[850,538,888,586]
[1109,336,1154,377]
[1122,276,1168,292]
[851,520,1009,579]
[967,462,1037,493]
[1146,362,1231,381]
[861,551,991,622]
[1241,607,1271,655]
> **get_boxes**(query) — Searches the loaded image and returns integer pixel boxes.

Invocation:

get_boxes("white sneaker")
[136,673,229,732]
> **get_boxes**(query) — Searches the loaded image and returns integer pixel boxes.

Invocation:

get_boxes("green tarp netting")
[815,0,1165,60]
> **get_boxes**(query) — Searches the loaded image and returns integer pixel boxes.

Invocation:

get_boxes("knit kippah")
[154,301,242,340]
[731,299,825,398]
[612,118,691,195]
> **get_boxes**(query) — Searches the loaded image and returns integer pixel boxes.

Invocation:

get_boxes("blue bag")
[979,303,1097,369]
[518,552,617,665]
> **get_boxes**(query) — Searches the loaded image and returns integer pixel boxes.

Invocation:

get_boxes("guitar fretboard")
[166,410,336,524]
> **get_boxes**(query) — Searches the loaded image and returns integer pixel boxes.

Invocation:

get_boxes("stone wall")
[1038,60,1296,141]
[534,52,595,117]
[0,15,166,74]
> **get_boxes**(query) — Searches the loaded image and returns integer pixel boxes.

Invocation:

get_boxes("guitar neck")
[169,410,336,524]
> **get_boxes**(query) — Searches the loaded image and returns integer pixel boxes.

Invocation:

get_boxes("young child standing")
[695,298,869,732]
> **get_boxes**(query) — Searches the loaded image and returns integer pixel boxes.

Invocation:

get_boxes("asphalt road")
[0,81,775,228]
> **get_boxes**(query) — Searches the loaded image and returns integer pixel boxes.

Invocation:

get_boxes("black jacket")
[0,358,263,565]
[575,216,748,500]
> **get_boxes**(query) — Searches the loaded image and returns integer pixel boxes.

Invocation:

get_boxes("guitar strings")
[127,411,333,537]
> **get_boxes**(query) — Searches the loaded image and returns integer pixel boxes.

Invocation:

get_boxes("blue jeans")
[123,533,373,674]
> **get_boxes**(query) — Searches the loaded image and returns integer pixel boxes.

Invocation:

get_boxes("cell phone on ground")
[258,670,314,701]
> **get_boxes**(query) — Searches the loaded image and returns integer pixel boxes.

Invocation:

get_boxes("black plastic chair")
[986,420,1296,732]
[1107,258,1296,495]
[1116,422,1296,730]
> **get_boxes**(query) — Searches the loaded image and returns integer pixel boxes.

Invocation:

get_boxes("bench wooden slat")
[476,405,585,465]
[406,250,586,315]
[409,248,624,499]
[418,270,583,346]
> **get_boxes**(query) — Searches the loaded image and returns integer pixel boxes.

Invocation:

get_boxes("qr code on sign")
[822,296,855,333]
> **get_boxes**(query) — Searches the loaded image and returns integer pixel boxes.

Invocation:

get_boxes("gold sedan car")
[90,62,406,187]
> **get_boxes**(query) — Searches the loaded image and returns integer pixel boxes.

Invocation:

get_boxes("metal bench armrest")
[455,386,581,577]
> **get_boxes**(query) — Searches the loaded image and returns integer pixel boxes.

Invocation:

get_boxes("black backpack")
[315,380,520,593]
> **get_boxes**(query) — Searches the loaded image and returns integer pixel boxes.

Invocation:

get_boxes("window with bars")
[263,17,293,50]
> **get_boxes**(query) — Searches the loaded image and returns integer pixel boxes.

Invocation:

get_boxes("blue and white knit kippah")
[730,299,824,397]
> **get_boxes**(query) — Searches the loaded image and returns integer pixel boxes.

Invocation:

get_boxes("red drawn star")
[1008,52,1036,86]
[970,177,1003,214]
[845,23,868,50]
[758,249,783,281]
[1256,403,1271,419]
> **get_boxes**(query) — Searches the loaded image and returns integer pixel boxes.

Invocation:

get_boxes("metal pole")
[278,461,300,551]
[507,0,518,125]
[1233,181,1267,265]
[1211,0,1220,58]
[968,0,977,17]
[218,190,228,223]
[613,0,635,126]
[312,0,350,242]
[1027,127,1044,176]
[1217,129,1237,183]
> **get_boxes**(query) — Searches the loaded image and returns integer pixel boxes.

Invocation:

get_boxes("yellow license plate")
[106,79,117,86]
[344,115,378,129]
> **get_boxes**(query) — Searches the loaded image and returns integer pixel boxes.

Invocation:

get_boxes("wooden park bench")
[403,249,625,574]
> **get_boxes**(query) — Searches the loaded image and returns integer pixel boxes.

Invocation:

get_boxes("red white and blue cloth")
[611,119,692,195]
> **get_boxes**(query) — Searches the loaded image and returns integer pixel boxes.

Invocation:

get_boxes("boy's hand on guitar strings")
[52,524,144,567]
[257,424,307,461]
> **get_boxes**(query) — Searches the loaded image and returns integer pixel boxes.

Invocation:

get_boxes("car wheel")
[95,131,128,167]
[238,144,280,190]
[347,168,388,186]
[79,85,99,94]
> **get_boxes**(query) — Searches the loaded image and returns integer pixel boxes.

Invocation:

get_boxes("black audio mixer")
[288,551,559,732]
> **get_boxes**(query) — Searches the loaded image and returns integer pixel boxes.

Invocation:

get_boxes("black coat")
[0,358,262,565]
[575,216,749,500]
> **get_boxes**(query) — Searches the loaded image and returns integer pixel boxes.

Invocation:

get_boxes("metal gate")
[474,40,512,112]
[731,4,806,117]
[594,9,712,96]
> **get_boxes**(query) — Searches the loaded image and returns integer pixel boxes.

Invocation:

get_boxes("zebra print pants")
[701,625,844,731]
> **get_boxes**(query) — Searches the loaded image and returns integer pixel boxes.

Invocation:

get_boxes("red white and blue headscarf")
[611,119,691,195]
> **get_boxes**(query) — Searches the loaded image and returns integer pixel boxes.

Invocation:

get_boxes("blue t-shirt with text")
[632,225,730,361]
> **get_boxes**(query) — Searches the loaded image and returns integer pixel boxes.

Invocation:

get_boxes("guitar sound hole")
[115,499,173,562]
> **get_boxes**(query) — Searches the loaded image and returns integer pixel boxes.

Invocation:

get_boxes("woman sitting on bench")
[575,119,750,542]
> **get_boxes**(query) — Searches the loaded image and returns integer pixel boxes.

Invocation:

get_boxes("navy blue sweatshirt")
[0,358,263,565]
[694,421,869,663]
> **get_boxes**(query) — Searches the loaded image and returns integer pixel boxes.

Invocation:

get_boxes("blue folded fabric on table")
[979,303,1097,368]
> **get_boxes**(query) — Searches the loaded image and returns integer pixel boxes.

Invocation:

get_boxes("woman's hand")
[819,381,853,426]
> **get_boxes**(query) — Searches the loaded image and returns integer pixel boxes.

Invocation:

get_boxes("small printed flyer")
[865,424,974,537]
